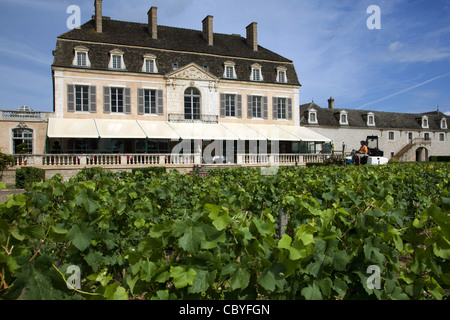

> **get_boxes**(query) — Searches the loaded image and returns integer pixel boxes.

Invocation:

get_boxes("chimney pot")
[148,7,158,39]
[202,15,214,46]
[94,0,103,33]
[246,22,258,51]
[328,97,335,109]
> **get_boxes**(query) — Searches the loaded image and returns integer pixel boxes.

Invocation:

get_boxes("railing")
[168,113,218,124]
[11,153,329,168]
[1,110,52,121]
[237,153,329,165]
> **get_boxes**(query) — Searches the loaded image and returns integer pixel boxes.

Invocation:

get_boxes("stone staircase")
[393,138,431,161]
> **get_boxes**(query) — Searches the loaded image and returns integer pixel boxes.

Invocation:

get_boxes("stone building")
[300,98,450,161]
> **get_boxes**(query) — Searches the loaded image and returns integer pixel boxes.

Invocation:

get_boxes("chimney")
[94,0,102,33]
[148,7,158,39]
[246,22,258,51]
[328,97,335,109]
[202,15,214,46]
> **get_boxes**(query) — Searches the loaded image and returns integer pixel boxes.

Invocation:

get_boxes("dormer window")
[142,54,158,73]
[109,49,126,70]
[421,116,429,129]
[172,61,179,70]
[441,118,448,129]
[308,108,318,124]
[223,61,237,79]
[340,111,348,125]
[367,112,375,126]
[276,66,288,83]
[250,63,263,82]
[73,46,91,67]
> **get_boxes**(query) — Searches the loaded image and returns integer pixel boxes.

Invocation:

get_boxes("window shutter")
[272,97,278,120]
[287,98,292,120]
[67,84,75,112]
[89,86,97,113]
[220,94,226,117]
[157,90,164,115]
[103,87,111,113]
[236,94,242,118]
[247,95,253,119]
[263,96,268,119]
[124,88,131,114]
[138,89,144,115]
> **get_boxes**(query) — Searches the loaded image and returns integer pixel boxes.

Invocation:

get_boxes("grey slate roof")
[53,18,300,86]
[299,102,450,131]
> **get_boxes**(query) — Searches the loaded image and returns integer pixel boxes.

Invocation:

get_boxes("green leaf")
[188,269,217,294]
[170,266,196,289]
[230,266,250,291]
[67,223,97,251]
[332,250,348,271]
[206,204,231,231]
[24,225,46,239]
[140,260,158,282]
[301,281,322,300]
[257,263,286,292]
[178,226,205,253]
[104,283,128,300]
[0,181,6,190]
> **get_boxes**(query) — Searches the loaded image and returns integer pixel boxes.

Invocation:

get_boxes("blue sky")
[0,0,449,115]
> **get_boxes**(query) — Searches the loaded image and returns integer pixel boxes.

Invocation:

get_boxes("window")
[424,132,431,141]
[276,66,288,83]
[142,54,158,74]
[223,61,237,79]
[144,90,157,114]
[339,111,348,125]
[67,84,96,113]
[103,86,131,114]
[439,133,445,141]
[441,118,448,129]
[138,89,163,115]
[13,128,33,154]
[75,86,89,112]
[184,88,201,120]
[225,94,236,117]
[112,55,121,69]
[72,46,91,67]
[252,96,262,118]
[77,52,87,66]
[250,64,263,81]
[388,132,395,140]
[309,111,317,123]
[421,116,429,129]
[367,112,375,126]
[110,88,124,113]
[408,132,413,141]
[172,61,179,70]
[277,98,287,119]
[108,49,126,70]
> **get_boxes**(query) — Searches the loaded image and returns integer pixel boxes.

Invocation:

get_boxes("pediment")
[165,63,218,81]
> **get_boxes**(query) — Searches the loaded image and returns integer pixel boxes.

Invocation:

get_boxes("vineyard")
[0,163,449,300]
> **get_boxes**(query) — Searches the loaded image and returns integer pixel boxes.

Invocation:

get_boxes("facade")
[44,2,330,165]
[300,98,450,161]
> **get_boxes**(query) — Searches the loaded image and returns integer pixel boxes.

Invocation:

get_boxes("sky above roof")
[0,0,449,115]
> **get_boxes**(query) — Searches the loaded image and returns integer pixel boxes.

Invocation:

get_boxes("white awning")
[220,123,266,140]
[94,119,146,139]
[245,124,300,141]
[137,121,180,140]
[168,123,240,140]
[47,118,99,139]
[277,125,332,142]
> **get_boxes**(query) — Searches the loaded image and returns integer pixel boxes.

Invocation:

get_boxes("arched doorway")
[184,87,201,120]
[415,147,428,162]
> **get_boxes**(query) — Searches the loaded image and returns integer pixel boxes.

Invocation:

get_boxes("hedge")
[15,167,45,189]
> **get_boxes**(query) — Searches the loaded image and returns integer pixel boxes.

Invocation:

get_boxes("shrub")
[131,167,167,176]
[74,167,105,181]
[15,167,45,189]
